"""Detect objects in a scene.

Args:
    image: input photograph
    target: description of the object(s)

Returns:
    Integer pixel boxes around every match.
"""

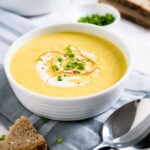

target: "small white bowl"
[4,23,131,121]
[68,3,120,29]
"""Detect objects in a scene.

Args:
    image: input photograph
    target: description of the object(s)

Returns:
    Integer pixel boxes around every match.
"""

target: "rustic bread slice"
[99,0,150,29]
[0,116,47,150]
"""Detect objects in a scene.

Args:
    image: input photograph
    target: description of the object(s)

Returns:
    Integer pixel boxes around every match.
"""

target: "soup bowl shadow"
[4,23,132,121]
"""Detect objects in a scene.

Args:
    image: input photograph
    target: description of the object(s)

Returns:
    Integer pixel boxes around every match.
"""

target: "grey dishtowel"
[0,9,150,150]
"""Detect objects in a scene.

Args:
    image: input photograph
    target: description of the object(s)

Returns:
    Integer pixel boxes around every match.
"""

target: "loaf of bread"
[99,0,150,29]
[0,116,47,150]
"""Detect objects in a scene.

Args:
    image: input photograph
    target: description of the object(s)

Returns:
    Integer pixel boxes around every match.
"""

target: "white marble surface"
[29,0,150,74]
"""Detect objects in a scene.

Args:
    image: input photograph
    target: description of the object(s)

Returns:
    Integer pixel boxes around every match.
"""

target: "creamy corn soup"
[10,32,127,97]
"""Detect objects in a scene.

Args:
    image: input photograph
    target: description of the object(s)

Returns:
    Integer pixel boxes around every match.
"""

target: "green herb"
[57,75,63,81]
[64,60,85,71]
[56,137,63,144]
[0,135,6,141]
[76,70,81,74]
[58,57,63,62]
[65,45,72,51]
[74,70,81,74]
[86,58,90,62]
[52,65,59,71]
[68,53,75,58]
[64,62,73,70]
[41,117,49,123]
[66,50,75,58]
[37,57,43,62]
[77,62,85,70]
[65,45,75,58]
[77,13,115,26]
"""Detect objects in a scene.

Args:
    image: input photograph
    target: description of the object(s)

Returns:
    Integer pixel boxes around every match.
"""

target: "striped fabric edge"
[0,11,48,132]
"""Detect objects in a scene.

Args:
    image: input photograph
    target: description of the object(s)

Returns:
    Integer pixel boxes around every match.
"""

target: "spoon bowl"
[94,99,150,149]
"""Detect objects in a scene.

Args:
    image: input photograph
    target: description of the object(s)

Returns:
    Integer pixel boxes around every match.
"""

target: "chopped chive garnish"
[68,53,75,58]
[52,65,59,71]
[77,62,85,70]
[64,60,85,71]
[86,58,90,62]
[77,13,115,26]
[57,75,63,81]
[65,45,75,58]
[76,70,81,74]
[65,45,72,51]
[37,57,42,62]
[58,57,63,62]
[66,49,75,58]
[56,137,63,144]
[41,117,49,123]
[64,62,72,70]
[0,135,6,141]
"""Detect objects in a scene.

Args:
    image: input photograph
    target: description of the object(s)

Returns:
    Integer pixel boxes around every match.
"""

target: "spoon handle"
[93,142,117,150]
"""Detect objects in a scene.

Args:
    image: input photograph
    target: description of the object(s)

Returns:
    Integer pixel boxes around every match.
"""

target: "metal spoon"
[93,98,150,150]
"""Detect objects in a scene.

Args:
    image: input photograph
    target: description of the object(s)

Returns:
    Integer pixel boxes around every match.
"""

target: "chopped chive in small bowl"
[77,13,115,26]
[68,3,120,29]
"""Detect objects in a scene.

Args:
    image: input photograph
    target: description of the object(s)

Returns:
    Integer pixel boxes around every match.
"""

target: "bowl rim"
[4,23,132,102]
[69,3,121,27]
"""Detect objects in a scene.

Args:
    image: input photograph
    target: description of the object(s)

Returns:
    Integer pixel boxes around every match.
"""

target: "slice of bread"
[0,116,47,150]
[99,0,150,29]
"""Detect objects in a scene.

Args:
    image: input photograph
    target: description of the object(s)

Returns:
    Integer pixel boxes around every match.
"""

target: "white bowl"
[4,24,132,121]
[0,0,70,16]
[68,3,120,29]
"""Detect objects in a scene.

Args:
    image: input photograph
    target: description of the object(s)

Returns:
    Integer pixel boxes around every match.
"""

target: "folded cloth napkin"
[0,9,150,150]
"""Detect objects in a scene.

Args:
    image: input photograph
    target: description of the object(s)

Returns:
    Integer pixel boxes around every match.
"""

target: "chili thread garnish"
[37,46,98,79]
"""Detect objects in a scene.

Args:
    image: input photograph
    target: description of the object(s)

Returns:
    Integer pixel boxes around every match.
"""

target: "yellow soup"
[10,32,127,98]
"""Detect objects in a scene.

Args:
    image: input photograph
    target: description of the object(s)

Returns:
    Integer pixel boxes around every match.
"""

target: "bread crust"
[100,0,150,12]
[99,0,150,29]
